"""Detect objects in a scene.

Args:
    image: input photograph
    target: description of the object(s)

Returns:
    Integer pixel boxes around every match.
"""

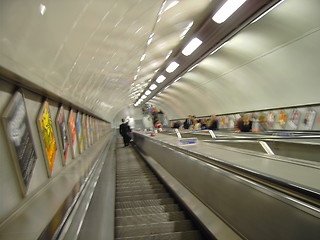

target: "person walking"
[119,118,131,147]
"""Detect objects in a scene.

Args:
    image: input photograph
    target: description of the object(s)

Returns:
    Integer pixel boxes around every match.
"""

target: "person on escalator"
[119,118,131,147]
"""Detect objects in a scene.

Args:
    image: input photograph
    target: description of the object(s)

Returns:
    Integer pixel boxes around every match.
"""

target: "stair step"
[116,178,160,185]
[115,220,195,238]
[115,230,204,240]
[116,182,163,189]
[116,188,167,197]
[116,184,164,193]
[116,204,180,217]
[116,192,170,202]
[116,198,175,209]
[115,211,187,226]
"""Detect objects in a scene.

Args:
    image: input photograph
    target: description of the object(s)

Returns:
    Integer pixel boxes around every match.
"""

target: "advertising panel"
[75,111,83,153]
[68,109,76,158]
[56,106,70,165]
[2,90,38,194]
[82,114,88,150]
[37,99,57,176]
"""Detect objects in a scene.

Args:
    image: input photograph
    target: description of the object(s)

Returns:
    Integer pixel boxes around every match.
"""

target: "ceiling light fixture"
[149,84,158,90]
[182,37,203,56]
[212,0,247,24]
[166,61,179,73]
[156,75,166,83]
[145,90,151,95]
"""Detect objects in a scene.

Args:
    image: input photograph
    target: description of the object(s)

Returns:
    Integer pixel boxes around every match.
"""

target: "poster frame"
[37,98,57,177]
[68,108,76,158]
[1,90,38,195]
[55,105,70,165]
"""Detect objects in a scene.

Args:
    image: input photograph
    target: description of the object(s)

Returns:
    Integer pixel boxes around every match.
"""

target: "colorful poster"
[2,90,38,194]
[37,99,57,177]
[278,110,287,127]
[82,114,88,150]
[267,111,275,128]
[288,109,300,129]
[303,110,316,130]
[76,112,83,153]
[68,109,76,158]
[56,106,69,165]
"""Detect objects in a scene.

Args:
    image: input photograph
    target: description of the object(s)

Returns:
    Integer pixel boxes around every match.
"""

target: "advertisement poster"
[82,114,88,150]
[56,106,70,165]
[68,109,76,158]
[288,109,300,129]
[2,90,38,194]
[278,110,287,127]
[37,99,57,176]
[303,110,316,130]
[76,112,83,153]
[86,115,91,146]
[267,111,275,128]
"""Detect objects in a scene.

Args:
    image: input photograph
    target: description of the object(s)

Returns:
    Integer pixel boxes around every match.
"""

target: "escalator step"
[116,188,167,197]
[116,198,175,209]
[115,220,195,238]
[116,184,165,193]
[116,204,180,217]
[115,230,204,240]
[116,192,170,202]
[115,211,187,226]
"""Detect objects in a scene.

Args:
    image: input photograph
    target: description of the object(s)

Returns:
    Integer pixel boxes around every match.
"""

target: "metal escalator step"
[115,220,195,238]
[116,178,160,184]
[115,211,187,226]
[116,198,175,209]
[116,192,170,202]
[116,181,163,188]
[115,230,204,240]
[117,172,155,177]
[116,184,165,193]
[116,204,180,217]
[116,188,167,197]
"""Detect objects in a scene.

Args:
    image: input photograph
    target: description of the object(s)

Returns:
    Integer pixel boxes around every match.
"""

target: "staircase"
[115,145,206,240]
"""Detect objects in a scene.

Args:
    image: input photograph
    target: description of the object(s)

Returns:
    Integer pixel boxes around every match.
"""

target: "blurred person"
[119,118,131,147]
[193,119,202,129]
[183,115,193,129]
[257,113,268,132]
[173,121,181,129]
[208,115,219,130]
[236,114,252,132]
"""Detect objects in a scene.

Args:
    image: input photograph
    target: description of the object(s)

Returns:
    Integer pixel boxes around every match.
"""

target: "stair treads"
[115,211,187,226]
[115,220,195,238]
[116,204,181,217]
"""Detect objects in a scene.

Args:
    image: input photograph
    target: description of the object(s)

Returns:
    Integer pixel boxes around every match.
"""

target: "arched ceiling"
[1,0,320,121]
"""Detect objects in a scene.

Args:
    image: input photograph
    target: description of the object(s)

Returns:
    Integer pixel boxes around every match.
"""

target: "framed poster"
[2,90,38,195]
[278,110,287,128]
[75,111,83,153]
[267,111,275,128]
[68,109,76,158]
[56,106,70,165]
[288,109,300,130]
[37,99,57,177]
[303,109,316,130]
[81,114,87,150]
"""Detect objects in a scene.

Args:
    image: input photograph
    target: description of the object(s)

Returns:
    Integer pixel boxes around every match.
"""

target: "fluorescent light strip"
[141,95,147,99]
[149,84,157,90]
[166,61,179,73]
[145,90,151,95]
[156,75,166,83]
[182,37,203,56]
[212,0,247,24]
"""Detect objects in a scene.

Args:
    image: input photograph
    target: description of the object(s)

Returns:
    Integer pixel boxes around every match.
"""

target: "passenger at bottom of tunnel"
[119,118,132,147]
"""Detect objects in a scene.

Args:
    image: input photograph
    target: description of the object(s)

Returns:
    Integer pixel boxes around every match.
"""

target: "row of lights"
[134,0,284,107]
[134,0,248,107]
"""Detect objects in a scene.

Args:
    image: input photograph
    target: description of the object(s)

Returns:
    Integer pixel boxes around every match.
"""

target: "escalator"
[115,144,207,240]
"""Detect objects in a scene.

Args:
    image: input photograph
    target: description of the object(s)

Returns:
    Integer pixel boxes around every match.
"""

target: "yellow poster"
[38,100,57,175]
